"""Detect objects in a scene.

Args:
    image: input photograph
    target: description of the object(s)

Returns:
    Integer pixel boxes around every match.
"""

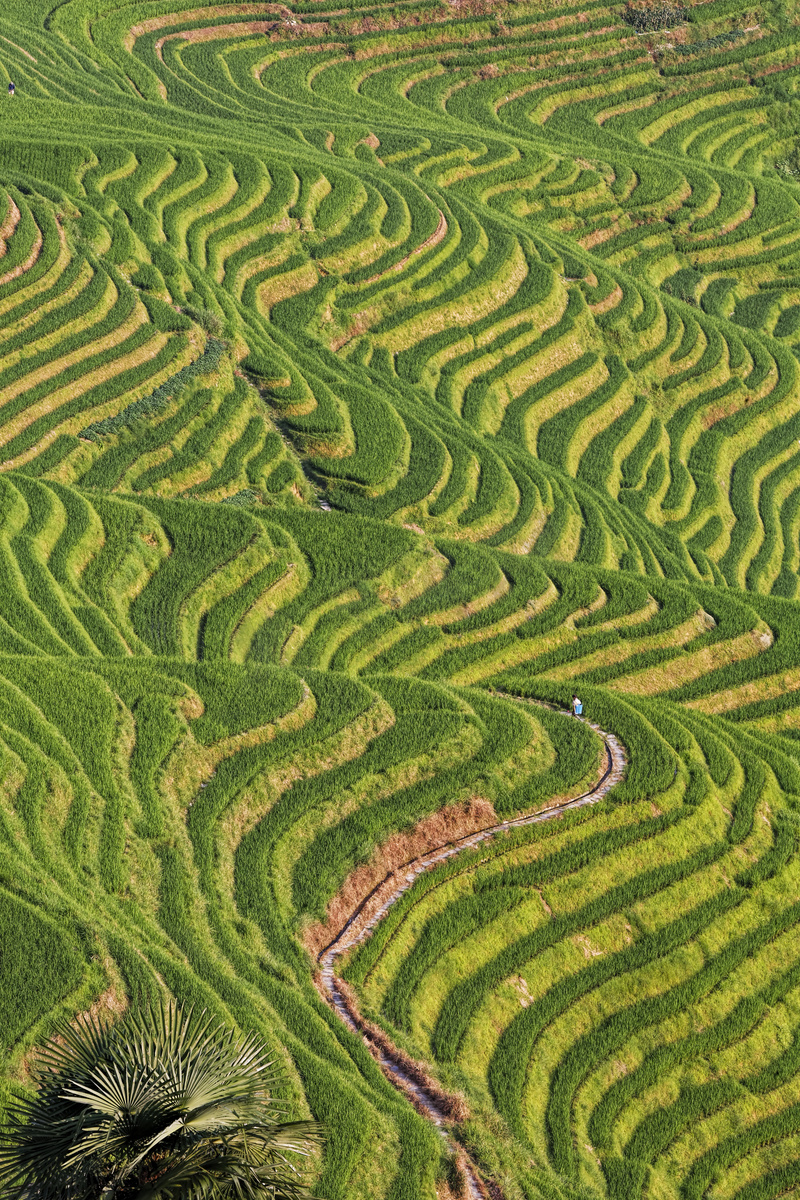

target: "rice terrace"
[7,0,800,1196]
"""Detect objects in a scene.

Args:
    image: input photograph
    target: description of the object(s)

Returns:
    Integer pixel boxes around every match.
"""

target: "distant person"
[572,695,583,717]
[8,82,14,98]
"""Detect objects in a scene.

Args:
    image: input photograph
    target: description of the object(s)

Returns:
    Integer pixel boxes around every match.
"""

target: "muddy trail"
[316,701,628,1198]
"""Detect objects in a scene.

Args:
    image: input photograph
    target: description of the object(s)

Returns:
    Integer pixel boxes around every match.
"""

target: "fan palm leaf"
[0,1003,320,1200]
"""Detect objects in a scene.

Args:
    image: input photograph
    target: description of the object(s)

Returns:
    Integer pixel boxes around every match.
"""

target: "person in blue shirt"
[8,82,14,97]
[572,695,583,717]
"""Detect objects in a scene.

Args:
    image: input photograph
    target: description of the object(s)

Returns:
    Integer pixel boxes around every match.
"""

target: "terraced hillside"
[4,0,800,1198]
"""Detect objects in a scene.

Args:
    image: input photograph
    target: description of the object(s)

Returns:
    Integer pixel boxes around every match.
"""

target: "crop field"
[5,0,800,1197]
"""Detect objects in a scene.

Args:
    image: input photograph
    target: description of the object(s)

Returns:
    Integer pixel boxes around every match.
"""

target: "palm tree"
[0,1002,320,1200]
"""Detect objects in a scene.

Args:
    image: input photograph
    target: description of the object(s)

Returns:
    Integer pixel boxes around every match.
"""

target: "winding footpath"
[316,702,628,1198]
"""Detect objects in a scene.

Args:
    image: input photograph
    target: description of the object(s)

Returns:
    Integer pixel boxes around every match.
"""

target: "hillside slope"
[2,2,800,1199]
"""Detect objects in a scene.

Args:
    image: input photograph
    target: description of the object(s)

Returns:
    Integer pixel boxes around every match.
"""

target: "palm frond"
[63,1062,161,1117]
[0,1003,321,1200]
[130,1144,319,1200]
[32,1016,115,1091]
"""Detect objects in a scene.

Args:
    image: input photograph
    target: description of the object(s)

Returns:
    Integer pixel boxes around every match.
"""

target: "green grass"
[2,1,800,1198]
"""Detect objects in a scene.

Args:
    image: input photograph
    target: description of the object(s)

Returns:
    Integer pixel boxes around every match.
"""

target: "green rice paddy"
[2,0,800,1197]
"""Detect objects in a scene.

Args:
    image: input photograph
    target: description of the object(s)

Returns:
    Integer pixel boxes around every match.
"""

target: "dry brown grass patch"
[359,207,447,287]
[303,795,496,957]
[0,194,21,245]
[589,282,623,314]
[0,216,43,288]
[130,4,291,39]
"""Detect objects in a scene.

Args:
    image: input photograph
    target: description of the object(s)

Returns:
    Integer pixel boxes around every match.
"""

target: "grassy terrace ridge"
[5,0,800,1197]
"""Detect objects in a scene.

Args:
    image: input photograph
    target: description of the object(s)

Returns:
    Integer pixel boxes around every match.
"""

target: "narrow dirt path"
[316,700,628,1198]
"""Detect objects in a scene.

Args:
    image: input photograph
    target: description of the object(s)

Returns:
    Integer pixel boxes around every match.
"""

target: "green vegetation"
[0,1002,320,1200]
[1,0,800,1198]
